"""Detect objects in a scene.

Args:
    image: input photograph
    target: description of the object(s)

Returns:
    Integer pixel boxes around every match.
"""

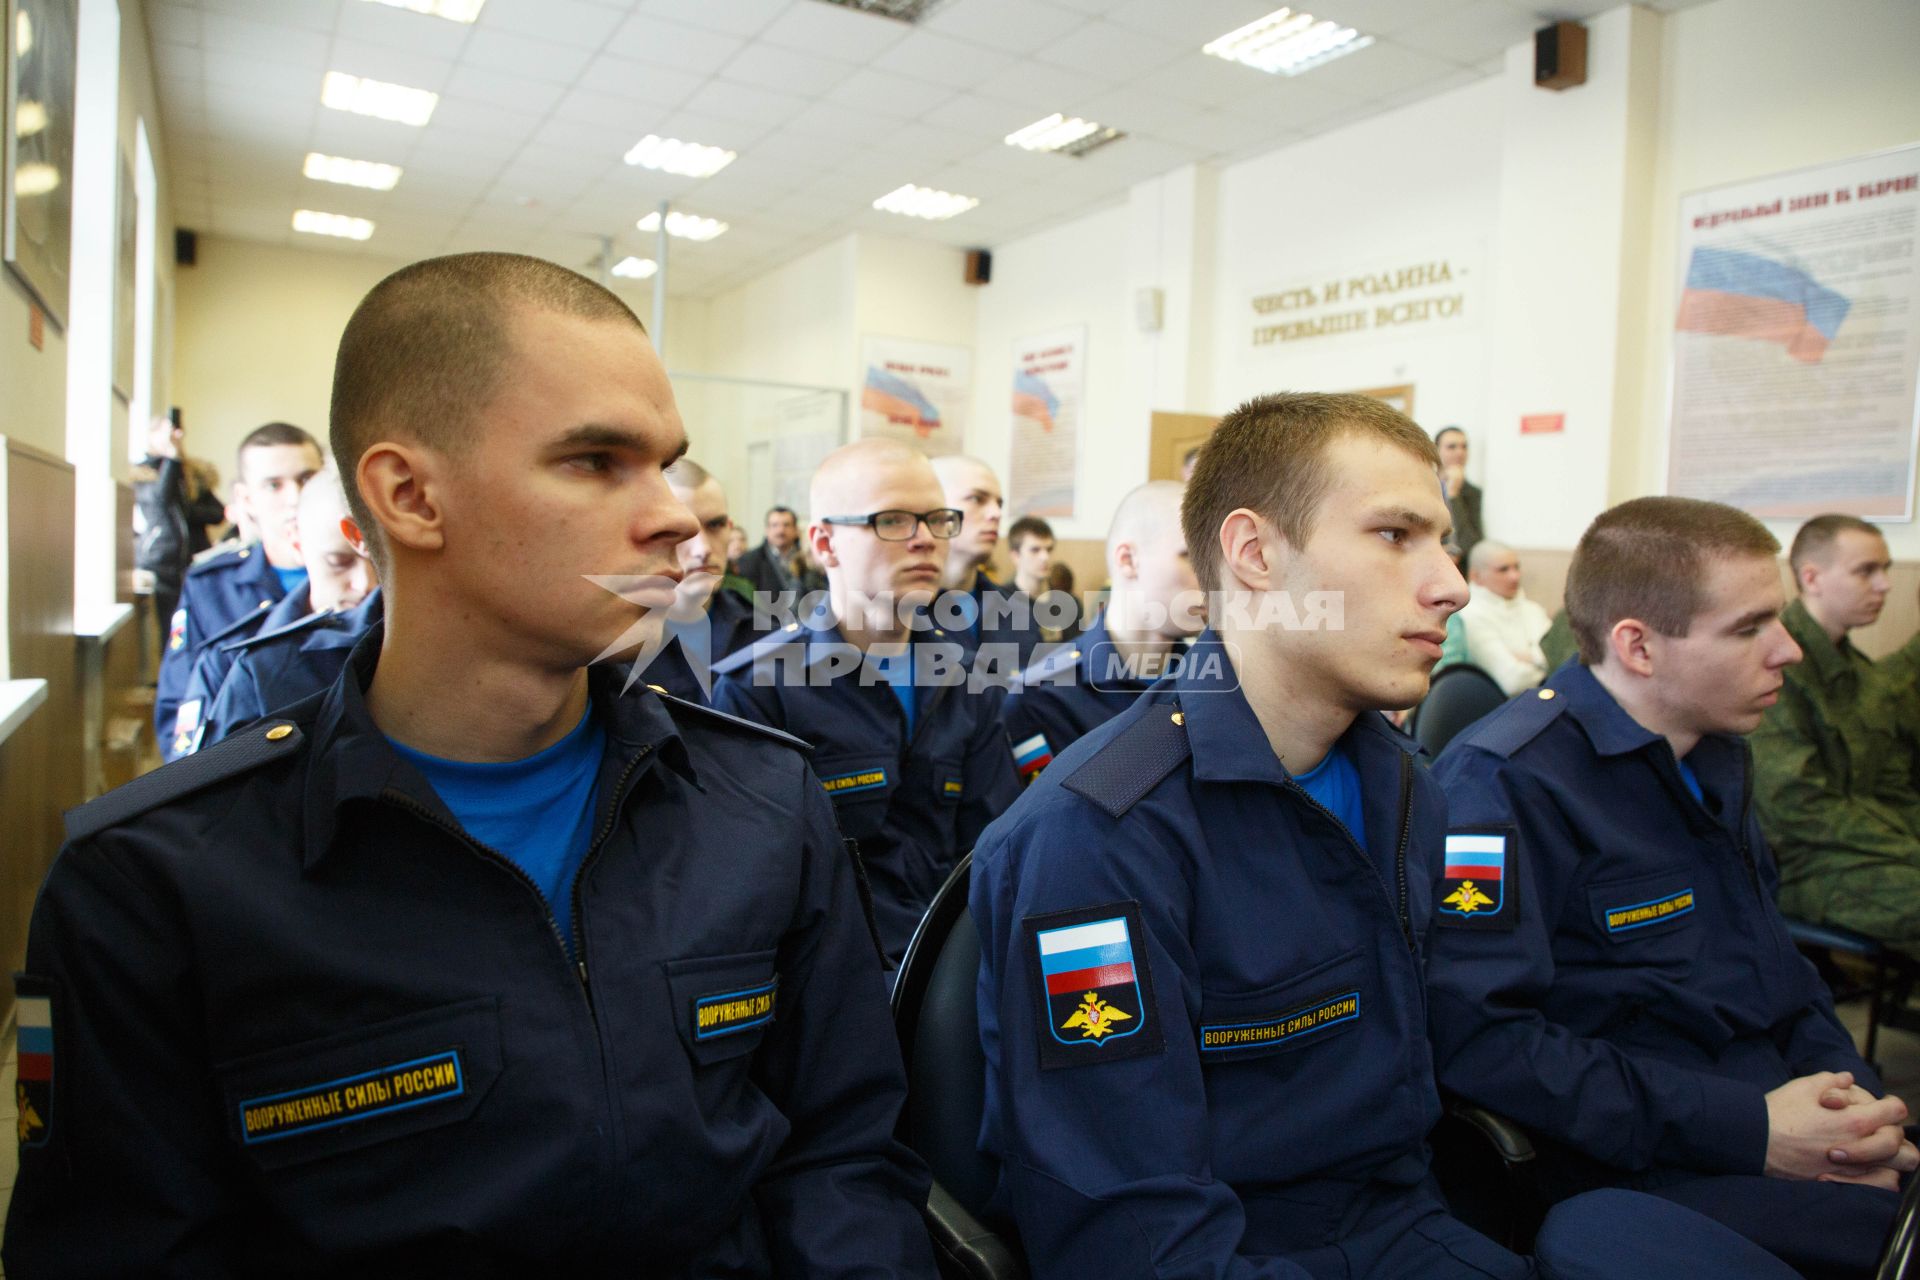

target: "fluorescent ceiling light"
[623,134,736,178]
[15,163,57,197]
[293,209,375,241]
[635,210,729,241]
[14,11,30,56]
[16,99,48,139]
[321,71,438,127]
[360,0,486,21]
[872,183,978,221]
[1004,112,1125,157]
[611,256,658,280]
[1202,7,1373,76]
[304,152,403,191]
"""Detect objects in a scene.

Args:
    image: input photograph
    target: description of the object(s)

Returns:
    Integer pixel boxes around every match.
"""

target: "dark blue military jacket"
[8,628,934,1277]
[1001,614,1160,782]
[940,570,1046,674]
[1427,661,1874,1180]
[639,586,760,706]
[155,543,288,746]
[193,590,384,753]
[970,632,1459,1274]
[712,614,1020,964]
[168,584,311,760]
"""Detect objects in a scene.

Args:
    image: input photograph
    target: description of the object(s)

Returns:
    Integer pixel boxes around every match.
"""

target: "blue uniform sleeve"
[4,831,244,1275]
[167,646,232,760]
[1425,748,1771,1176]
[750,762,937,1277]
[971,805,1313,1280]
[202,655,265,752]
[959,685,1019,848]
[153,587,205,745]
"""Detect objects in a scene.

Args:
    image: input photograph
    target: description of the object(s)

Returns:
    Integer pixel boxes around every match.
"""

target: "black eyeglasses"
[819,509,964,541]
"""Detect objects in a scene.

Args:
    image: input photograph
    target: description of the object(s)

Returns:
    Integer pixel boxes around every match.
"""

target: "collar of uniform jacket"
[1175,629,1418,790]
[1781,596,1861,693]
[1550,657,1747,789]
[300,622,699,869]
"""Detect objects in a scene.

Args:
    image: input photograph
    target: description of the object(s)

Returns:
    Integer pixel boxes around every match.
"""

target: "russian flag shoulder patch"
[1023,900,1164,1070]
[1013,732,1054,781]
[15,975,54,1148]
[1436,828,1518,931]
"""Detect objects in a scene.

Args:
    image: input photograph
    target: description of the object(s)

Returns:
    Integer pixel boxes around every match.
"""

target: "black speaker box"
[965,249,991,285]
[1535,21,1588,91]
[175,228,198,266]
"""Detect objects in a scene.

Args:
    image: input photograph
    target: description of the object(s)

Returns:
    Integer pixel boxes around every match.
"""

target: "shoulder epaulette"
[226,608,330,653]
[189,538,243,568]
[641,684,811,752]
[199,598,277,647]
[186,544,254,577]
[1016,642,1083,688]
[1454,687,1566,760]
[710,622,807,677]
[1060,701,1191,818]
[64,719,306,843]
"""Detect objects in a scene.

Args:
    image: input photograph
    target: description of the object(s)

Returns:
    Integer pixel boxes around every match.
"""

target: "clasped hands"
[1766,1071,1918,1191]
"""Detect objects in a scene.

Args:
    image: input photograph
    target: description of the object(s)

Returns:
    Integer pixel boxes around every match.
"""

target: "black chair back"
[1413,664,1509,758]
[892,852,1003,1223]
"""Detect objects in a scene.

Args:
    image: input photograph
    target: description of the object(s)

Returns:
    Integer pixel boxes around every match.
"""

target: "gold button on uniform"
[265,725,293,741]
[1538,689,1556,700]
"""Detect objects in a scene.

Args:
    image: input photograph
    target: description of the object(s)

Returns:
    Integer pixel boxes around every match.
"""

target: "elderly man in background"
[1457,539,1552,694]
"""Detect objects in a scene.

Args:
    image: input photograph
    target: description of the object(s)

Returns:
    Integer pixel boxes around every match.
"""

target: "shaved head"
[931,454,996,491]
[1108,481,1185,572]
[812,438,932,516]
[1467,539,1515,574]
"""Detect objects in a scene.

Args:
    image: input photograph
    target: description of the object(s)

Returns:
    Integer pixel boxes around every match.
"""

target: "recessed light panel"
[321,71,439,127]
[612,256,659,279]
[1202,7,1373,76]
[361,0,486,21]
[623,135,736,179]
[635,210,729,241]
[872,184,978,221]
[293,209,375,240]
[303,152,403,191]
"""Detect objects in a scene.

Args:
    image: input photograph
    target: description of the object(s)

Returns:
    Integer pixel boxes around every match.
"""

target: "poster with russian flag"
[858,337,971,457]
[1668,143,1920,520]
[1010,325,1086,520]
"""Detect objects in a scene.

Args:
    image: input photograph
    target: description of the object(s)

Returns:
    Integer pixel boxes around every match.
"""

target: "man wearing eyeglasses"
[714,439,1022,965]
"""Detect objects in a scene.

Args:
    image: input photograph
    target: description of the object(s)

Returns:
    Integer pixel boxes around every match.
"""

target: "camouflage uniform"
[1540,608,1578,675]
[1752,598,1920,950]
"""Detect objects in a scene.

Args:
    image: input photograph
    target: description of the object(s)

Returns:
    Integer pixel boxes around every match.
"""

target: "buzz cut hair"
[237,421,321,474]
[1788,513,1884,577]
[666,457,713,488]
[328,252,646,560]
[1181,392,1438,594]
[1007,515,1054,550]
[1565,496,1779,665]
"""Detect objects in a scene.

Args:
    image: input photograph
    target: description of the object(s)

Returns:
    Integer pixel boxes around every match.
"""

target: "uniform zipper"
[566,744,654,998]
[1283,748,1417,955]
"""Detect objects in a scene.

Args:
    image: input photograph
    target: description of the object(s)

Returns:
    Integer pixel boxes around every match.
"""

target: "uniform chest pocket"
[216,997,502,1171]
[1588,873,1699,946]
[664,950,780,1066]
[1198,947,1367,1063]
[812,753,897,840]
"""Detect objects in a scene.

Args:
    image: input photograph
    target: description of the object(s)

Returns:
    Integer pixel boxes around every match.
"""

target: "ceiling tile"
[198,0,340,36]
[201,52,323,100]
[478,0,627,48]
[460,28,598,84]
[574,54,706,106]
[441,63,569,114]
[1138,52,1272,109]
[1300,0,1480,38]
[331,2,473,60]
[1300,38,1466,100]
[870,29,1017,88]
[1103,0,1280,44]
[824,67,957,120]
[605,14,745,75]
[781,100,900,146]
[308,110,422,160]
[861,120,984,165]
[923,0,1086,55]
[531,113,645,160]
[681,78,811,128]
[200,12,331,66]
[1392,0,1539,65]
[429,95,544,142]
[972,58,1114,112]
[1035,19,1180,81]
[716,43,857,96]
[651,107,774,152]
[326,38,459,92]
[146,5,202,48]
[757,1,911,60]
[918,92,1040,138]
[637,0,793,38]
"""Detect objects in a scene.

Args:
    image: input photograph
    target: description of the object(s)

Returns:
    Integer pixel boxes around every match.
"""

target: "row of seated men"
[8,251,1906,1278]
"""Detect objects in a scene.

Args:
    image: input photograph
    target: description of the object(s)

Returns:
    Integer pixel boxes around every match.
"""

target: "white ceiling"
[152,0,1709,298]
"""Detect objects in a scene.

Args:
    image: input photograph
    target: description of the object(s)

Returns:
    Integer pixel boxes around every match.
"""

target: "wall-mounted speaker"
[1535,21,1588,91]
[174,228,198,266]
[965,248,992,285]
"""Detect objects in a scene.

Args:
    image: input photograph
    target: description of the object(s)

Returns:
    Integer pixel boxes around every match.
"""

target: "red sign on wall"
[1521,413,1564,434]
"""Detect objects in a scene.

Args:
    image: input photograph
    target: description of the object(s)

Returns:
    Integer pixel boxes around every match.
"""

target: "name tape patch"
[821,768,888,796]
[239,1050,464,1145]
[1606,888,1696,934]
[694,979,778,1041]
[941,777,963,799]
[1201,990,1360,1053]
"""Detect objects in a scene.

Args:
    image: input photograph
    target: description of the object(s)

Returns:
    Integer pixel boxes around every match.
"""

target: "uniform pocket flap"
[664,949,780,1065]
[1197,947,1367,1060]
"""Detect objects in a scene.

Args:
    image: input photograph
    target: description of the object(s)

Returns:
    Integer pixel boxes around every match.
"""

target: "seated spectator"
[1003,481,1199,781]
[1753,514,1920,951]
[1427,496,1912,1280]
[714,439,1020,964]
[1437,425,1484,565]
[636,457,760,703]
[1457,539,1551,694]
[971,394,1797,1280]
[734,504,821,602]
[177,467,379,755]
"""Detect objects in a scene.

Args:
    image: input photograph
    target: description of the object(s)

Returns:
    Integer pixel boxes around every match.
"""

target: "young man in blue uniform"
[970,393,1800,1280]
[1004,480,1201,781]
[153,421,323,749]
[931,454,1042,671]
[7,253,935,1276]
[637,457,761,704]
[1426,496,1914,1279]
[714,439,1022,966]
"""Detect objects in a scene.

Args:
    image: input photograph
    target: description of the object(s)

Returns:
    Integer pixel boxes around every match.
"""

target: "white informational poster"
[1009,325,1086,519]
[1668,144,1920,520]
[769,389,843,518]
[858,337,971,456]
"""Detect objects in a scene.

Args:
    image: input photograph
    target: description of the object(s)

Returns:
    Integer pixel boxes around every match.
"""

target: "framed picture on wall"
[4,0,77,329]
[113,148,134,400]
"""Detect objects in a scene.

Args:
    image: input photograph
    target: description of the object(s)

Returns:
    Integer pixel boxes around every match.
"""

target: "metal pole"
[651,200,669,358]
[595,234,613,289]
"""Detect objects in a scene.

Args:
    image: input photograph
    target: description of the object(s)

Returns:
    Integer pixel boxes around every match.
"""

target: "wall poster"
[4,0,77,328]
[1009,325,1086,520]
[858,336,971,456]
[1668,144,1920,520]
